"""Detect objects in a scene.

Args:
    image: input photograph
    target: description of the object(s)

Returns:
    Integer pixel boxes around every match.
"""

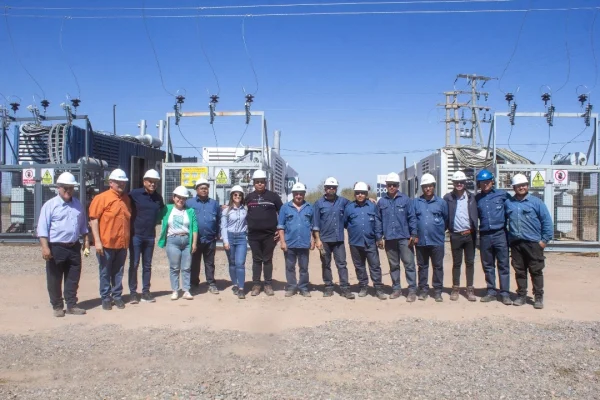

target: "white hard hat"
[292,182,307,192]
[324,177,339,186]
[56,172,78,185]
[230,185,244,194]
[385,172,400,183]
[252,170,267,180]
[420,173,436,186]
[108,168,128,182]
[354,182,369,192]
[195,178,209,188]
[173,185,191,198]
[511,173,528,186]
[452,171,467,181]
[143,169,160,180]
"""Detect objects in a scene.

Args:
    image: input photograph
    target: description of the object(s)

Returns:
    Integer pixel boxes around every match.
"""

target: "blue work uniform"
[278,201,313,292]
[186,196,221,287]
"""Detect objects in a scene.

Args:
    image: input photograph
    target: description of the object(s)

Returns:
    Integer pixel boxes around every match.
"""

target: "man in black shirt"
[245,170,283,296]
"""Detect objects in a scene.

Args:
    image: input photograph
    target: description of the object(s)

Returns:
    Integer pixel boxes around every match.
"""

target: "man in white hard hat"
[443,170,478,302]
[186,177,221,294]
[505,173,553,309]
[345,182,387,300]
[245,170,283,296]
[277,182,315,297]
[413,173,448,302]
[37,172,90,317]
[377,172,418,302]
[89,168,132,311]
[127,169,165,304]
[312,177,355,299]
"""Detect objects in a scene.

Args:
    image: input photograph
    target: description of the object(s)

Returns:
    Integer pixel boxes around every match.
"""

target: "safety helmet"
[451,171,467,181]
[173,186,191,198]
[292,182,307,192]
[511,173,528,186]
[56,172,78,186]
[195,178,209,188]
[324,177,339,186]
[108,168,128,182]
[230,185,244,194]
[143,169,160,180]
[385,172,400,183]
[354,182,369,192]
[476,169,494,182]
[420,173,436,186]
[252,170,267,180]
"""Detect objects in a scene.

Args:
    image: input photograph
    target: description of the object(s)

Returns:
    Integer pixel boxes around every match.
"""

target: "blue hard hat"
[476,169,494,182]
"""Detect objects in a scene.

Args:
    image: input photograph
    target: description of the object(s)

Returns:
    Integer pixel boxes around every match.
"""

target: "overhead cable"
[141,0,175,97]
[59,17,82,100]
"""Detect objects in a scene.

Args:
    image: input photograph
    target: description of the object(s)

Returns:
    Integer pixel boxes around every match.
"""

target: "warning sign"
[531,171,546,188]
[181,167,208,188]
[41,168,54,185]
[22,169,35,186]
[553,170,568,187]
[215,168,229,185]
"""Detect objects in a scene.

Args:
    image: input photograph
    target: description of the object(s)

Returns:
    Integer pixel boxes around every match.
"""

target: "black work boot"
[341,288,355,300]
[450,286,460,301]
[323,287,334,297]
[390,289,402,300]
[534,294,544,309]
[406,291,417,303]
[358,287,368,297]
[480,294,496,303]
[375,288,388,300]
[433,292,443,302]
[513,295,527,306]
[501,296,513,306]
[418,291,428,301]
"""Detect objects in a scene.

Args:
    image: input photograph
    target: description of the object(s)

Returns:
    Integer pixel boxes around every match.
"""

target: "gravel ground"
[1,319,599,400]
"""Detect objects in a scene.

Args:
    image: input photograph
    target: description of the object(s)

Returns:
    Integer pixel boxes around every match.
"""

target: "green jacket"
[157,204,198,249]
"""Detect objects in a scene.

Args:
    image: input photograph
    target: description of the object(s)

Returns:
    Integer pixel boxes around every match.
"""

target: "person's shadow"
[77,291,177,310]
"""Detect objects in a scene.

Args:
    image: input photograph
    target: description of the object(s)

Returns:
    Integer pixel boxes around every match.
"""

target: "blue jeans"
[416,245,445,293]
[480,229,510,296]
[226,232,247,290]
[166,235,192,292]
[349,244,383,288]
[320,241,349,289]
[128,235,155,294]
[285,248,310,292]
[384,239,417,291]
[97,248,127,301]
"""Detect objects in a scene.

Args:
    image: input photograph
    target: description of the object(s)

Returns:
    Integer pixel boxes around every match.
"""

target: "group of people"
[36,165,552,318]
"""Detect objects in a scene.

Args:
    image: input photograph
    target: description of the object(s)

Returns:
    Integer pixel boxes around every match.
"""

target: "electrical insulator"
[509,102,517,126]
[10,102,20,114]
[578,94,588,107]
[505,93,514,105]
[584,103,593,127]
[546,105,555,126]
[244,94,254,125]
[40,99,50,112]
[71,98,80,109]
[541,93,551,107]
[209,95,219,125]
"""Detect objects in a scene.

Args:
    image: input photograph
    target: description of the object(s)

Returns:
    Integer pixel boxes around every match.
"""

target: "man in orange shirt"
[89,169,132,311]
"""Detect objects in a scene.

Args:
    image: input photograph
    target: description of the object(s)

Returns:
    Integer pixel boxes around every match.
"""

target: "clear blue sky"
[1,0,598,190]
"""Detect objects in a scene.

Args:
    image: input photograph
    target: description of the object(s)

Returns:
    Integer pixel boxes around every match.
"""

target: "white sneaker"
[182,291,193,300]
[171,291,179,300]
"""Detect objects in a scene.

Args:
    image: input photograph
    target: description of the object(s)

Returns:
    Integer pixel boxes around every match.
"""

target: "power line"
[554,9,571,93]
[59,16,82,100]
[537,125,551,164]
[195,15,220,95]
[176,124,207,162]
[497,0,530,94]
[141,0,175,97]
[557,126,588,156]
[242,16,259,96]
[591,9,599,90]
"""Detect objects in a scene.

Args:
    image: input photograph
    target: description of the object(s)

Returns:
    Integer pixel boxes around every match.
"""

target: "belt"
[50,242,80,248]
[455,229,472,236]
[169,233,189,237]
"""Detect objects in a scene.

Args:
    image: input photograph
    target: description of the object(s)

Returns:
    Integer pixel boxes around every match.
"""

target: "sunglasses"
[254,180,266,185]
[386,183,399,188]
[174,195,186,201]
[453,181,466,185]
[355,191,368,195]
[232,193,242,197]
[325,186,337,190]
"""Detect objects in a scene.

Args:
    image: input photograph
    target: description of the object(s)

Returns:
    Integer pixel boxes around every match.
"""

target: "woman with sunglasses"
[220,185,248,299]
[157,186,198,301]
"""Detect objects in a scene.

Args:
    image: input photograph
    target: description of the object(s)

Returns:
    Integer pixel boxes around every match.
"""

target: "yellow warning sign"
[215,169,229,185]
[531,171,545,188]
[181,167,208,188]
[41,169,54,185]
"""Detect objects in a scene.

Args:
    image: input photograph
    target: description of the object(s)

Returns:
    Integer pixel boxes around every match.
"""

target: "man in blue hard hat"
[475,169,512,305]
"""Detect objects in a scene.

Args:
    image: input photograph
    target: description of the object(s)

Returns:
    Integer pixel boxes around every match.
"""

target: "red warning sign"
[554,170,568,187]
[22,169,35,186]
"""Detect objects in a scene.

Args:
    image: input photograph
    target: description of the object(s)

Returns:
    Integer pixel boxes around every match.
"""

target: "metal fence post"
[544,167,554,224]
[33,166,42,235]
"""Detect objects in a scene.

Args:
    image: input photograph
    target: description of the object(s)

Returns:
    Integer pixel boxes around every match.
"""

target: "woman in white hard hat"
[157,186,198,300]
[220,185,248,299]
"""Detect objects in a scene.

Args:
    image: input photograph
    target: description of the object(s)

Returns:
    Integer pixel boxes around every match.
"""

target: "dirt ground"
[0,243,598,335]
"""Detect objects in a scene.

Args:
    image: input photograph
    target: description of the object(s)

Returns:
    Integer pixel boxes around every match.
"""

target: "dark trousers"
[249,236,277,285]
[128,235,155,294]
[349,244,383,288]
[479,229,510,296]
[320,241,349,289]
[97,248,127,301]
[191,240,216,286]
[416,245,444,293]
[46,242,82,309]
[450,232,475,287]
[510,240,545,296]
[384,239,417,291]
[285,248,310,292]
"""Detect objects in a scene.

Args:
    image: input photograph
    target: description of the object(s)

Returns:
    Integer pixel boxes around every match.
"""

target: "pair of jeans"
[416,245,445,293]
[320,241,349,289]
[349,244,383,288]
[128,235,155,295]
[166,235,192,292]
[46,242,82,309]
[226,232,247,290]
[97,248,127,301]
[449,232,475,287]
[285,248,310,291]
[249,236,277,285]
[384,239,417,291]
[510,240,545,296]
[191,240,216,287]
[479,229,510,296]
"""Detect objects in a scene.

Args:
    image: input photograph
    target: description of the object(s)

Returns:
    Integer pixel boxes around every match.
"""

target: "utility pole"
[439,74,495,147]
